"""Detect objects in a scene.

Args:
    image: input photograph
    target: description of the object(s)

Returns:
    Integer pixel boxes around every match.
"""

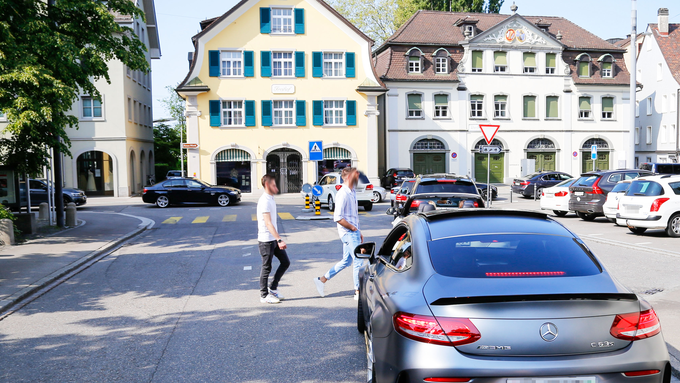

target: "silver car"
[355,210,669,383]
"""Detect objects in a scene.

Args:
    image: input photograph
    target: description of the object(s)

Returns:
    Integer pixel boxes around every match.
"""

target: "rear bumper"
[569,199,605,215]
[617,213,666,229]
[71,196,87,206]
[511,185,530,195]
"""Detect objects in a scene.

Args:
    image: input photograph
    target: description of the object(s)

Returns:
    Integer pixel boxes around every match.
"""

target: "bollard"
[65,202,77,227]
[38,202,49,220]
[305,194,310,209]
[0,218,15,246]
[315,199,321,215]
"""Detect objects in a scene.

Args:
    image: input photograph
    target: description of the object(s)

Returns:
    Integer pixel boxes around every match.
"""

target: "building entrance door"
[266,148,302,193]
[474,153,505,183]
[527,152,556,172]
[413,153,446,175]
[582,152,610,172]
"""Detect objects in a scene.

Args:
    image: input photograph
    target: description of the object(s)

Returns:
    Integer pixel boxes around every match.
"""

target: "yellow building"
[177,0,385,194]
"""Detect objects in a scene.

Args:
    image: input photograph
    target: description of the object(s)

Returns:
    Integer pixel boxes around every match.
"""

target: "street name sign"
[479,125,500,145]
[309,141,323,161]
[181,143,199,149]
[480,145,502,154]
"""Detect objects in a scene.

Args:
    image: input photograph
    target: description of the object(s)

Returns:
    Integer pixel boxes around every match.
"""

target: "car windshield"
[625,180,665,196]
[574,175,599,187]
[400,181,415,194]
[416,180,477,194]
[428,234,601,278]
[611,182,631,193]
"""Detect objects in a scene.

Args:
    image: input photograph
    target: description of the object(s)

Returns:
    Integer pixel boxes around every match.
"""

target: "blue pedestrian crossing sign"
[309,141,323,161]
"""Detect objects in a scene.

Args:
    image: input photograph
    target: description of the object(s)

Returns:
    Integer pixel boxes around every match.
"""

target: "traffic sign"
[480,145,502,154]
[573,151,578,157]
[451,152,457,159]
[479,125,500,145]
[302,183,312,194]
[309,141,323,161]
[312,185,323,197]
[591,144,598,160]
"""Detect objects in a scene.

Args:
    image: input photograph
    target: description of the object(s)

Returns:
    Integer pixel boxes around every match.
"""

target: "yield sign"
[479,125,500,145]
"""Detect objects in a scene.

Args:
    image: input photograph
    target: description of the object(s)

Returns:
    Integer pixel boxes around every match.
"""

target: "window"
[138,103,142,125]
[494,95,507,118]
[657,63,663,81]
[523,95,536,118]
[272,52,294,77]
[273,100,295,126]
[408,56,421,73]
[323,52,344,77]
[221,51,243,77]
[435,57,448,73]
[126,66,131,77]
[646,126,653,144]
[434,94,448,118]
[546,96,559,119]
[470,95,484,118]
[222,101,244,126]
[577,54,591,77]
[638,68,643,83]
[82,96,102,119]
[672,125,677,143]
[636,101,640,117]
[523,52,536,73]
[407,94,422,118]
[271,8,293,34]
[127,97,132,121]
[601,61,613,78]
[602,97,614,119]
[471,51,483,72]
[464,24,475,37]
[579,97,591,119]
[647,97,653,116]
[324,100,345,125]
[545,53,556,74]
[133,100,138,123]
[494,51,506,72]
[661,125,667,143]
[663,94,668,113]
[672,93,677,112]
[635,127,640,144]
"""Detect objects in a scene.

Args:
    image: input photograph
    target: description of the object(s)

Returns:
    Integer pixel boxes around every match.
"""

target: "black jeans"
[258,241,290,298]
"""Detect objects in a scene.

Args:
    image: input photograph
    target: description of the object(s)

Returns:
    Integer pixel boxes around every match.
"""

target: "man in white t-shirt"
[257,174,290,304]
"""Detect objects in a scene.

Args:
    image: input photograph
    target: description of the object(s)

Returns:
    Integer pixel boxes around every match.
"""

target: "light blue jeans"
[324,231,362,290]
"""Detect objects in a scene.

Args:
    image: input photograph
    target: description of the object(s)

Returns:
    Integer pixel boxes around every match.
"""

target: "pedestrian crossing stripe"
[192,216,209,223]
[278,212,295,220]
[223,214,237,222]
[310,143,322,153]
[163,217,182,224]
[251,214,257,221]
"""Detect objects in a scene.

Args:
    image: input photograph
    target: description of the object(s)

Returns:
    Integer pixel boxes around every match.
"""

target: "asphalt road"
[1,194,679,382]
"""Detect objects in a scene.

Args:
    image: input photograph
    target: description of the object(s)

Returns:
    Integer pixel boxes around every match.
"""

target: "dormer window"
[494,51,507,72]
[598,54,615,78]
[433,49,450,74]
[576,53,591,78]
[407,48,423,74]
[523,52,536,73]
[465,24,475,37]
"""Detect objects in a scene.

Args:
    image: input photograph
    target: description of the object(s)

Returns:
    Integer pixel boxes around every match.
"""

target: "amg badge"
[591,341,615,348]
[477,345,511,350]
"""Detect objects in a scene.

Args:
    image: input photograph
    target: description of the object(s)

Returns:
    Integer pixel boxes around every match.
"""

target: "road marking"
[635,242,652,245]
[242,246,253,249]
[243,253,251,257]
[278,212,295,220]
[359,211,371,216]
[251,214,257,221]
[589,233,603,236]
[328,212,334,215]
[189,208,200,211]
[243,266,252,271]
[222,214,237,222]
[162,217,182,224]
[192,216,209,224]
[210,208,221,210]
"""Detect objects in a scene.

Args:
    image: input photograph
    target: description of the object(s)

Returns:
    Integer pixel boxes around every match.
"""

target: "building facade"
[375,8,633,183]
[176,0,385,195]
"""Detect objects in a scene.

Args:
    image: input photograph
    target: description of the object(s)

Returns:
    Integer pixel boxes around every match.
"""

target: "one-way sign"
[480,145,502,154]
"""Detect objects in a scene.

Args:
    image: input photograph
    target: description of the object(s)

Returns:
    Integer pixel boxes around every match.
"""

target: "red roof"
[649,23,680,85]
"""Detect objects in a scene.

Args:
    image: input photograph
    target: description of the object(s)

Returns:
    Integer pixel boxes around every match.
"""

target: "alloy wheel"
[328,196,335,212]
[371,192,380,203]
[668,215,680,237]
[217,194,230,207]
[156,195,169,208]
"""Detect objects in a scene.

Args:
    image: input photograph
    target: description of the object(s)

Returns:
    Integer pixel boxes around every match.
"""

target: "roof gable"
[650,23,680,85]
[471,14,562,49]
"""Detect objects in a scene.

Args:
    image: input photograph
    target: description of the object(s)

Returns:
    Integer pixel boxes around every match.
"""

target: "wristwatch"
[277,238,283,243]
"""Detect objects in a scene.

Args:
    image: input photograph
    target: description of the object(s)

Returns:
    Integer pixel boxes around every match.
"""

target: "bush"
[0,204,21,241]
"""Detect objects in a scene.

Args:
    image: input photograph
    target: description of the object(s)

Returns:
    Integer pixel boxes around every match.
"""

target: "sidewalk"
[0,211,152,315]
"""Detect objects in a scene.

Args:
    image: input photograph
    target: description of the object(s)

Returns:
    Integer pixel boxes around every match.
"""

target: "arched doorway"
[474,139,505,183]
[581,138,610,172]
[76,151,114,196]
[411,138,447,175]
[215,148,252,193]
[526,138,556,172]
[129,150,136,194]
[266,148,302,193]
[140,150,147,189]
[318,147,352,179]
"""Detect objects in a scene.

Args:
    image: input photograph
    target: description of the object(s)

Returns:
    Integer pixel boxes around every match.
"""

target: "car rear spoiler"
[430,293,638,306]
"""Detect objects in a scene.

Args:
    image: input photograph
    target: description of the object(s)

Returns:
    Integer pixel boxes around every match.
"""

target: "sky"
[150,0,680,121]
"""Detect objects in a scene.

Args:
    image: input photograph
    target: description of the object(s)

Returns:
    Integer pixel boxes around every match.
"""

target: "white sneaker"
[354,292,359,301]
[314,278,325,297]
[260,294,281,304]
[269,288,285,301]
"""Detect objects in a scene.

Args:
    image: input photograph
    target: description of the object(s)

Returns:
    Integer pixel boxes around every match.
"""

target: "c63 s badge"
[477,345,511,350]
[591,341,615,348]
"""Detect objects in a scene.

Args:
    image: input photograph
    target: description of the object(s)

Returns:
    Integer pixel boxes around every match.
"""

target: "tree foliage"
[395,0,504,29]
[153,123,181,170]
[0,0,149,174]
[326,0,397,46]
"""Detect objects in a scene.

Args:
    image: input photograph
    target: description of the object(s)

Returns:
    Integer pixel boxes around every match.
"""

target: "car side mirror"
[313,182,317,186]
[386,207,395,215]
[354,242,375,259]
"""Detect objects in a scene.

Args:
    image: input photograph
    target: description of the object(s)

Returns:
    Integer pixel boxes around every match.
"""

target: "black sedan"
[511,171,572,198]
[142,178,241,208]
[476,183,498,200]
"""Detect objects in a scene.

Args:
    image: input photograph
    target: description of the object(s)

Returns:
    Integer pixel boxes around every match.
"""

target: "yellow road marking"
[222,214,237,222]
[192,216,209,224]
[162,217,182,224]
[251,214,257,221]
[278,212,295,220]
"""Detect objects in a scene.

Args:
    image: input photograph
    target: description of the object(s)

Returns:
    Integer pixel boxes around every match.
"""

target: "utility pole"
[48,0,64,226]
[628,0,637,169]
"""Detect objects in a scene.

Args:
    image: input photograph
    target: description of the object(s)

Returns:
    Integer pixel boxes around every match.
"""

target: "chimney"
[658,8,669,36]
[187,52,194,68]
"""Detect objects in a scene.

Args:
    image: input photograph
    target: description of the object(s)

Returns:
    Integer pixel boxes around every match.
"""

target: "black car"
[476,183,498,201]
[142,178,241,208]
[511,171,573,198]
[22,179,87,207]
[380,168,415,188]
[389,174,483,218]
[569,169,654,221]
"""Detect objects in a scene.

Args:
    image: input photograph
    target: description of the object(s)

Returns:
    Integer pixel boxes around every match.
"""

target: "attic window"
[434,49,449,74]
[465,24,475,37]
[576,53,592,78]
[407,48,423,73]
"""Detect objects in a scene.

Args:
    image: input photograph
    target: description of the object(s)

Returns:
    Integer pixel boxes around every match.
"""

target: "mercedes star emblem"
[540,323,558,342]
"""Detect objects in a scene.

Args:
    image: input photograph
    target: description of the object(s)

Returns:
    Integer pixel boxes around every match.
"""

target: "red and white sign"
[479,125,500,145]
[182,143,199,149]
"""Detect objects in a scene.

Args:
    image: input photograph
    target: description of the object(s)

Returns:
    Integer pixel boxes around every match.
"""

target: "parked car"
[476,183,498,201]
[539,177,576,216]
[23,179,87,207]
[511,171,573,198]
[569,169,654,221]
[315,171,374,211]
[603,179,633,225]
[639,162,680,175]
[142,178,240,208]
[166,170,185,179]
[618,175,680,236]
[392,179,416,208]
[380,168,415,189]
[354,209,669,382]
[370,185,388,203]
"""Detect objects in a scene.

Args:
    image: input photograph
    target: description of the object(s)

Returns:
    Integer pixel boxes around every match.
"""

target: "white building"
[374,8,633,183]
[634,8,679,165]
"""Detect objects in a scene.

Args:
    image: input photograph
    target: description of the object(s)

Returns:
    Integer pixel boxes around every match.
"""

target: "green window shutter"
[578,62,589,77]
[261,51,271,77]
[295,51,305,77]
[579,97,591,110]
[602,97,614,112]
[312,52,323,78]
[312,100,324,126]
[296,100,306,126]
[472,51,483,69]
[523,96,536,118]
[494,95,507,103]
[209,50,220,77]
[346,100,356,126]
[261,100,272,126]
[546,53,556,68]
[244,51,254,77]
[345,52,356,78]
[209,100,221,127]
[434,95,448,105]
[523,52,536,67]
[471,95,484,101]
[294,8,305,34]
[408,94,422,110]
[245,100,256,126]
[494,51,506,65]
[546,96,559,118]
[260,8,271,33]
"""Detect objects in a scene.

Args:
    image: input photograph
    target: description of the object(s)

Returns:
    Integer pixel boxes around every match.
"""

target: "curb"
[668,343,680,379]
[0,215,154,318]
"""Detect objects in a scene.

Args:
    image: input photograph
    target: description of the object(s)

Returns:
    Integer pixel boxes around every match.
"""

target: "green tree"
[153,123,181,173]
[158,84,186,173]
[395,0,504,29]
[0,0,149,174]
[326,0,398,46]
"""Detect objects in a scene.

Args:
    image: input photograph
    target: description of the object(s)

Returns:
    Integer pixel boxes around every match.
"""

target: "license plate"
[544,194,553,198]
[574,191,584,196]
[508,377,597,383]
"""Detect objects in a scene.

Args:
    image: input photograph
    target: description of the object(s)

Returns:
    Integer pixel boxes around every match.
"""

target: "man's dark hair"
[262,174,276,187]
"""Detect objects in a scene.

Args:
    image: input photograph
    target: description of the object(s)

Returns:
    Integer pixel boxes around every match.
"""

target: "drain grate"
[640,288,664,295]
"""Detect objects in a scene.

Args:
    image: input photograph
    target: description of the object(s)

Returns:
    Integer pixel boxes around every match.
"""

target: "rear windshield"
[639,164,652,171]
[399,181,415,194]
[625,180,665,196]
[428,234,601,278]
[396,170,414,177]
[656,164,680,174]
[611,182,631,193]
[524,172,542,179]
[415,180,478,194]
[555,178,575,187]
[340,172,371,184]
[573,175,599,187]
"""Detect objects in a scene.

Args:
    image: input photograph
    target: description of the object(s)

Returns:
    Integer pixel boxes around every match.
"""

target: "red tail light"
[393,312,481,346]
[623,370,660,377]
[586,177,604,194]
[391,189,397,194]
[473,201,479,208]
[486,271,565,277]
[143,188,147,194]
[520,181,530,186]
[610,307,661,341]
[541,191,545,196]
[650,198,670,212]
[393,173,398,177]
[396,194,407,202]
[437,180,457,183]
[335,185,342,191]
[366,184,374,191]
[411,200,423,208]
[555,191,568,197]
[424,379,471,383]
